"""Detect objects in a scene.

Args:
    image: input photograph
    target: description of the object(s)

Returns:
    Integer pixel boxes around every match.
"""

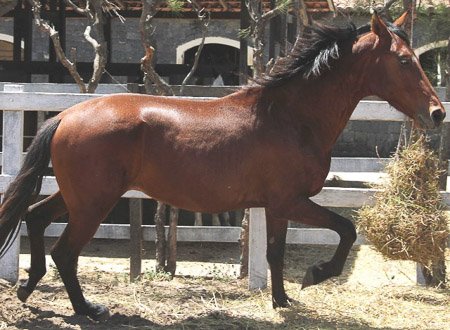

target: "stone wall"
[1,13,447,70]
[0,14,448,158]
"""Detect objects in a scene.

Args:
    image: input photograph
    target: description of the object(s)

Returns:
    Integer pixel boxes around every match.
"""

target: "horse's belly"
[132,153,264,213]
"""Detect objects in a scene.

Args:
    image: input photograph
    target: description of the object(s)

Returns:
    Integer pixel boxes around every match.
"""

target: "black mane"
[257,20,409,87]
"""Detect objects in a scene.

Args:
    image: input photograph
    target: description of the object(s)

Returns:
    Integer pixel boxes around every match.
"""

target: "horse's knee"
[266,242,285,266]
[266,251,280,266]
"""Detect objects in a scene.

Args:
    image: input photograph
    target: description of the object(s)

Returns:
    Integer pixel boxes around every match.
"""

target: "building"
[0,1,448,86]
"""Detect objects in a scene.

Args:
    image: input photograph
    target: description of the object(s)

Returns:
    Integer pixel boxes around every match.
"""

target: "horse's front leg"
[265,214,291,308]
[270,197,356,289]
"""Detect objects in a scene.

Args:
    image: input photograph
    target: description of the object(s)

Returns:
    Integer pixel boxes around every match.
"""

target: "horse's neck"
[269,68,367,152]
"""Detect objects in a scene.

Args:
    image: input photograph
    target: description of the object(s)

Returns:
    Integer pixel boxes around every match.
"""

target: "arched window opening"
[184,43,240,86]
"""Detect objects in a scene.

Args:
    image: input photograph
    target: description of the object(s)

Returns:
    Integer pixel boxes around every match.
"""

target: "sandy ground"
[0,238,449,329]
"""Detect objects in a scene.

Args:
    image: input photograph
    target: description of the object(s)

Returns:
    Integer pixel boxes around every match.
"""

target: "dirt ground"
[0,237,449,329]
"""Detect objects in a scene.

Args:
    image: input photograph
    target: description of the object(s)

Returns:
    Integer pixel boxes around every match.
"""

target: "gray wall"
[1,14,447,67]
[0,14,448,158]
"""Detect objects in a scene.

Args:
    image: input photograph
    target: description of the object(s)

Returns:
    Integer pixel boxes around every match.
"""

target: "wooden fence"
[0,83,449,288]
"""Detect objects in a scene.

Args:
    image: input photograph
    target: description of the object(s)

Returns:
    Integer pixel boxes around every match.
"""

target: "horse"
[0,12,445,321]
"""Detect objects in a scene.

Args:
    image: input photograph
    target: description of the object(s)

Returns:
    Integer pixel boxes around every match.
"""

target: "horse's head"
[357,12,445,129]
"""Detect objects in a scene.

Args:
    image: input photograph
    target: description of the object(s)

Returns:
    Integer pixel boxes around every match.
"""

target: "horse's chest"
[282,152,330,197]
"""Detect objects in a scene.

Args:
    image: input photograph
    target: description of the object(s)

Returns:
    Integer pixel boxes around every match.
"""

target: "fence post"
[248,208,267,289]
[0,84,24,282]
[129,198,143,281]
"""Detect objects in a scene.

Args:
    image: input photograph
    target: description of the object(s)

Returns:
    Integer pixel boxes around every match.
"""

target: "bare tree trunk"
[180,0,209,95]
[252,20,266,77]
[140,1,177,275]
[65,0,113,93]
[234,209,244,227]
[222,212,231,226]
[420,259,447,288]
[239,209,250,278]
[28,0,87,92]
[154,201,166,272]
[402,0,415,39]
[194,212,202,226]
[247,0,291,77]
[29,0,117,93]
[446,36,450,102]
[165,206,178,276]
[211,214,220,226]
[294,0,310,36]
[140,0,174,95]
[85,1,108,93]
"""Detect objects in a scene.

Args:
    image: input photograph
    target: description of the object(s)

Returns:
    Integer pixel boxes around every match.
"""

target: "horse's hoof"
[90,306,110,322]
[272,295,294,308]
[302,260,337,289]
[17,285,32,302]
[78,302,110,321]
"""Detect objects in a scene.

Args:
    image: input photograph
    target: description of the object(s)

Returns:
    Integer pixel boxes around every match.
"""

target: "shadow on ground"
[11,303,395,330]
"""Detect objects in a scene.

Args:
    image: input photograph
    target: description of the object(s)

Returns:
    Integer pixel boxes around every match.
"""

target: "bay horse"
[0,12,445,321]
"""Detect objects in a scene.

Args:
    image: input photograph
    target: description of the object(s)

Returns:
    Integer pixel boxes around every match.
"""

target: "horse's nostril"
[431,109,445,125]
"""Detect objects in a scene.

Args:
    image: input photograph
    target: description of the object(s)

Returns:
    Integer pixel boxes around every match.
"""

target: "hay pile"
[358,136,448,266]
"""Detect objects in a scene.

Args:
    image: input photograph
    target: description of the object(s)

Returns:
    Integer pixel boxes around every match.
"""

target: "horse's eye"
[399,56,412,65]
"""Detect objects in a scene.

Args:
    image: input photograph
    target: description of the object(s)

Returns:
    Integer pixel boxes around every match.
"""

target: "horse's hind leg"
[17,192,67,302]
[50,217,109,321]
[50,192,121,321]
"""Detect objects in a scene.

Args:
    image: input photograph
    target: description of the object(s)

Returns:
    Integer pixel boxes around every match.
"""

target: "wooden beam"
[0,84,24,283]
[248,208,268,289]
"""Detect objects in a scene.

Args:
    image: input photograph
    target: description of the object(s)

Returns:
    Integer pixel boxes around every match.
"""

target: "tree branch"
[64,0,89,15]
[180,0,210,94]
[140,45,174,95]
[262,0,291,22]
[140,0,174,95]
[28,0,87,92]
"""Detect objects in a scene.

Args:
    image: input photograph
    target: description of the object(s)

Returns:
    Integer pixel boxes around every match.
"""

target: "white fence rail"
[0,84,449,287]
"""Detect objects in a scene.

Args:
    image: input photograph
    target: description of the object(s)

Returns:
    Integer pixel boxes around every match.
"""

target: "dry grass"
[0,241,449,329]
[358,136,449,267]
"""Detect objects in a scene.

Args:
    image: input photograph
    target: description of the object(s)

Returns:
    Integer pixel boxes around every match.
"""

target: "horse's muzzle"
[431,107,446,127]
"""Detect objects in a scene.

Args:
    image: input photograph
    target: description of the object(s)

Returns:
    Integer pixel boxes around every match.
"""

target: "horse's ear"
[371,12,392,46]
[393,10,410,28]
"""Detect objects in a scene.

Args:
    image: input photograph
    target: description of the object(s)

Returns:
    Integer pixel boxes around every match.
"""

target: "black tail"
[0,117,61,258]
